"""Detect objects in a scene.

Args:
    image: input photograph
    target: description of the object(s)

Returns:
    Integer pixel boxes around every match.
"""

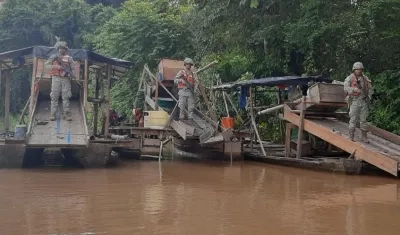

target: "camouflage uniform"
[174,58,198,120]
[45,41,75,121]
[344,62,373,142]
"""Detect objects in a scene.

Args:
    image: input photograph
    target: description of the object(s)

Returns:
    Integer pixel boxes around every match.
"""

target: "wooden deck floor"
[27,99,87,147]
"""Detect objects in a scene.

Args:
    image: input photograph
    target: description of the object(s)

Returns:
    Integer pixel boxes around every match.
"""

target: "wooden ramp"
[283,105,400,176]
[27,99,88,148]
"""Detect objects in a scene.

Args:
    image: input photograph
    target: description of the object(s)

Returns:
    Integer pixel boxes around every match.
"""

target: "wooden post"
[225,92,243,122]
[104,65,111,138]
[155,76,159,111]
[222,92,229,116]
[83,59,89,109]
[4,71,11,132]
[29,57,38,116]
[296,96,306,158]
[249,86,266,157]
[93,71,100,135]
[285,123,293,158]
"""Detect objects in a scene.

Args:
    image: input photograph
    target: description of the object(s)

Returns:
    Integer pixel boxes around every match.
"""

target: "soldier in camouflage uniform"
[174,58,198,120]
[45,41,75,121]
[344,62,373,143]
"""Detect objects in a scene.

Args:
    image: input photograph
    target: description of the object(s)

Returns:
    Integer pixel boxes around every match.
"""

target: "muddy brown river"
[1,161,400,235]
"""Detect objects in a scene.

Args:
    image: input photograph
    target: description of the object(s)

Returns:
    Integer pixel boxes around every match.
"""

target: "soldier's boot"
[349,128,355,141]
[64,111,72,121]
[361,130,370,143]
[50,110,56,121]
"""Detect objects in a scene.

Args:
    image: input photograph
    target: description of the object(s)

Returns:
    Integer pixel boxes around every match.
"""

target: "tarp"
[212,75,332,90]
[0,46,134,68]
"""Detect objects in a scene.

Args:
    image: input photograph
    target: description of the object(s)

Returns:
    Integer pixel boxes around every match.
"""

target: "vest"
[177,69,195,89]
[347,74,371,97]
[50,55,71,77]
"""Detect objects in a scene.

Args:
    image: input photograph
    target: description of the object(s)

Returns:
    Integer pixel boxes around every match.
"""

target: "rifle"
[54,55,76,80]
[355,76,371,102]
[178,60,219,93]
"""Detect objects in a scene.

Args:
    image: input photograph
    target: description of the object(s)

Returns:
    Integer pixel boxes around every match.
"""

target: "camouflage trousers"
[178,93,195,119]
[50,76,72,115]
[349,98,369,131]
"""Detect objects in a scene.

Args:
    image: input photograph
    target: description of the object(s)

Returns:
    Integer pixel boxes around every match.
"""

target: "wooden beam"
[84,59,89,108]
[177,121,195,136]
[296,96,306,158]
[104,65,111,137]
[367,125,400,145]
[225,92,243,122]
[29,57,37,116]
[249,87,266,157]
[93,72,100,135]
[283,105,398,176]
[4,71,11,132]
[145,95,165,112]
[17,97,30,125]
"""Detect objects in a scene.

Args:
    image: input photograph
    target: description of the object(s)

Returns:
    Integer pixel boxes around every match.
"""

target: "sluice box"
[308,83,345,103]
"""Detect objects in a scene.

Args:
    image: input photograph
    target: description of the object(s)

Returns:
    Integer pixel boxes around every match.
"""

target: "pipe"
[256,104,284,116]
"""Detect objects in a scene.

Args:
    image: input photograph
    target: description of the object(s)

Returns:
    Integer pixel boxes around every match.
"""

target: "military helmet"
[57,41,68,50]
[184,58,194,65]
[352,62,364,71]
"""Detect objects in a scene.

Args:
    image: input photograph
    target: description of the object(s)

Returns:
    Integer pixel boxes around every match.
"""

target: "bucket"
[14,124,27,139]
[221,117,234,129]
[143,111,169,129]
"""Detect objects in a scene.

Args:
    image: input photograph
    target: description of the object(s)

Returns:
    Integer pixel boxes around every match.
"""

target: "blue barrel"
[14,124,27,139]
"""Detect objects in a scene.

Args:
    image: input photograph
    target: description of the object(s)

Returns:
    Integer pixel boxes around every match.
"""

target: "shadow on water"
[22,147,86,168]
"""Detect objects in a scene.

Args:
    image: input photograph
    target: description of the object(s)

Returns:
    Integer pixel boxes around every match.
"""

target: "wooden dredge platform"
[283,103,400,176]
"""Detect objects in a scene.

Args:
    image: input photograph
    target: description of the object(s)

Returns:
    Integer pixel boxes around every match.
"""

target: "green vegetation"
[1,0,400,138]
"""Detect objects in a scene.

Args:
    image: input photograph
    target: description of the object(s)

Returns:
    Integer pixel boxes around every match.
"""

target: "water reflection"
[0,162,399,235]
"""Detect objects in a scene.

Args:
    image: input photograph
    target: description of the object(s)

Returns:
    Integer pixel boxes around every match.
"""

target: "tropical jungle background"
[1,0,400,140]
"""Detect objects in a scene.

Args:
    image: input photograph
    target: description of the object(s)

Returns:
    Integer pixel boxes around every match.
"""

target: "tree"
[90,0,194,113]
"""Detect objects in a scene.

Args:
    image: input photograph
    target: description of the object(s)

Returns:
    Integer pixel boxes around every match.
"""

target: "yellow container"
[143,111,170,129]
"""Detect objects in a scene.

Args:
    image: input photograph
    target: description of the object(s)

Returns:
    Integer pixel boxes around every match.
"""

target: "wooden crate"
[157,59,183,81]
[309,83,345,103]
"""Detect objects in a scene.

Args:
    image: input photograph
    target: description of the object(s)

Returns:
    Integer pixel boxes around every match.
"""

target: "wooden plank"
[104,65,111,137]
[283,105,399,176]
[170,120,187,140]
[198,82,218,121]
[202,134,224,145]
[4,71,10,132]
[178,121,195,136]
[143,138,161,147]
[145,95,165,112]
[199,130,213,144]
[367,125,400,145]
